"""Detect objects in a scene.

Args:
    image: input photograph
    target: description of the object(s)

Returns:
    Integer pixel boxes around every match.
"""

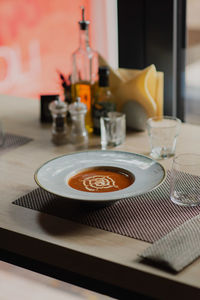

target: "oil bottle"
[71,6,98,133]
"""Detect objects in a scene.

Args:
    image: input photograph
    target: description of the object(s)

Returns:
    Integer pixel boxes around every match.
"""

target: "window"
[185,0,200,124]
[117,0,186,120]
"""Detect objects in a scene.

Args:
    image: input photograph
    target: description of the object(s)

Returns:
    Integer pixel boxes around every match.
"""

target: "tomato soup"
[68,167,134,193]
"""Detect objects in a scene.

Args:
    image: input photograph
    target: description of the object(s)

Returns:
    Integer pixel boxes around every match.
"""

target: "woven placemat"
[0,133,32,154]
[13,172,200,243]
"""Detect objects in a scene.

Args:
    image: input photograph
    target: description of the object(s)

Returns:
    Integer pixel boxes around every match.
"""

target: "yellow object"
[154,71,164,118]
[98,55,164,130]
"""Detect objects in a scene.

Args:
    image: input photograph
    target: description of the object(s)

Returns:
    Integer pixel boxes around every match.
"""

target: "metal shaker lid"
[69,97,87,115]
[49,97,68,114]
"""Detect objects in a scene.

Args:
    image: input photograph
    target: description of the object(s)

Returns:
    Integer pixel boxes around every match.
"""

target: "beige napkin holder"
[99,55,164,131]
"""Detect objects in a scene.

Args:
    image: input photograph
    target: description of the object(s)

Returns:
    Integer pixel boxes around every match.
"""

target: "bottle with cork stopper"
[92,66,116,135]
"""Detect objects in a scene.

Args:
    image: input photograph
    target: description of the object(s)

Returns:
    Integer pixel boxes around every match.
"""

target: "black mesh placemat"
[0,133,32,154]
[13,172,200,243]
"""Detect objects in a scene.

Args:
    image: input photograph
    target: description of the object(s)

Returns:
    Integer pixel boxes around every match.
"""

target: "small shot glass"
[0,121,5,147]
[170,153,200,207]
[146,116,181,160]
[100,112,126,150]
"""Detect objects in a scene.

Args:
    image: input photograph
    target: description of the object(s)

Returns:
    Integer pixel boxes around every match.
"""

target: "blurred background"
[0,0,200,126]
[0,0,118,99]
[186,0,200,124]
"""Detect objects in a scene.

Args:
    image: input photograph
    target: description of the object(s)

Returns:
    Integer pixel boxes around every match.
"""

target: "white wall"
[89,0,118,70]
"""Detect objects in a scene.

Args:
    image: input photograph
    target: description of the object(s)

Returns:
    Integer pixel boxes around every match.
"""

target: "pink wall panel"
[0,0,90,99]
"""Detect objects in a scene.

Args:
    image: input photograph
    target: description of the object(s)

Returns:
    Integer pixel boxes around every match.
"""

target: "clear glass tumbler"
[170,153,200,206]
[146,116,181,160]
[100,112,126,150]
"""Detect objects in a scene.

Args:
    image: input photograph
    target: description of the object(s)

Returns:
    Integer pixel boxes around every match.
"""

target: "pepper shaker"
[49,97,68,145]
[69,97,88,147]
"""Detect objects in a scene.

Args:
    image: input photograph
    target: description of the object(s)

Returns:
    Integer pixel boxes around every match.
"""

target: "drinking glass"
[170,153,200,206]
[146,116,181,160]
[100,112,126,150]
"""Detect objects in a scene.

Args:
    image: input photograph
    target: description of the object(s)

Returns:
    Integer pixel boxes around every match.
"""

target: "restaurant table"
[1,94,200,299]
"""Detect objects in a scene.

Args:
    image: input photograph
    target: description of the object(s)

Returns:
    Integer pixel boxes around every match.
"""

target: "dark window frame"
[117,0,186,121]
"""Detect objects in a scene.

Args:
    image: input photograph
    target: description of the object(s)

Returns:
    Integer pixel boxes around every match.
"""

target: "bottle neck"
[79,29,90,49]
[99,76,109,87]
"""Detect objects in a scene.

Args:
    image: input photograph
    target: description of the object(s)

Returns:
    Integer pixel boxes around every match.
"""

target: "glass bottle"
[92,66,116,135]
[49,97,68,145]
[71,6,98,133]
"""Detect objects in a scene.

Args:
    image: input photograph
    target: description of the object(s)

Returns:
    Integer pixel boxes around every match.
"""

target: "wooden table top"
[1,94,200,299]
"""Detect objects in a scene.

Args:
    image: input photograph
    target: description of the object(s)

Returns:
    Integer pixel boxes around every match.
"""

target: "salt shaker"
[69,97,88,146]
[49,97,68,145]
